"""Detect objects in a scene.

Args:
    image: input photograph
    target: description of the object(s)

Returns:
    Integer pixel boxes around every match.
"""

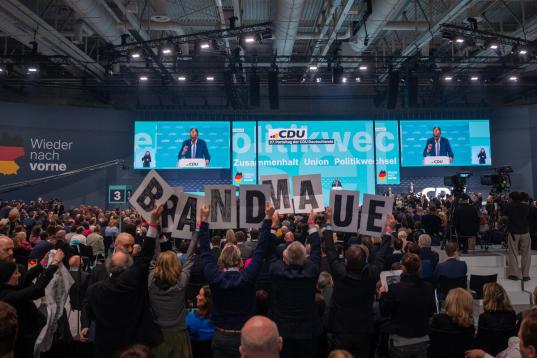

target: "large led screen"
[134,121,230,169]
[400,119,491,167]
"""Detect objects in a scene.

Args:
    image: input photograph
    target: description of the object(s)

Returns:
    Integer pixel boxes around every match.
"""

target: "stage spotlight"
[131,51,141,59]
[359,65,368,71]
[470,76,479,81]
[162,48,172,55]
[355,77,361,82]
[178,76,186,81]
[200,43,210,49]
[27,66,38,73]
[342,77,347,83]
[509,76,518,82]
[309,65,318,71]
[206,76,214,81]
[455,37,464,44]
[316,77,322,83]
[489,44,498,50]
[444,76,453,81]
[244,36,255,43]
[139,75,148,81]
[519,49,528,55]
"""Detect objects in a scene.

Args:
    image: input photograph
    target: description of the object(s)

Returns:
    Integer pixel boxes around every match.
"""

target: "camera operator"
[503,191,532,281]
[452,194,480,254]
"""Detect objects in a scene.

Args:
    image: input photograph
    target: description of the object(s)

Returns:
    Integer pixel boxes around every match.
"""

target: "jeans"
[211,330,241,358]
[507,232,532,278]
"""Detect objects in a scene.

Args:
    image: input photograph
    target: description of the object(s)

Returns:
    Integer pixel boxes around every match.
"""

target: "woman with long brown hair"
[149,233,198,358]
[186,285,214,358]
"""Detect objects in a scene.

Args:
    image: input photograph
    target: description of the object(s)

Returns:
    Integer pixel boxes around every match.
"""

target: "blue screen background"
[134,121,230,169]
[400,119,491,167]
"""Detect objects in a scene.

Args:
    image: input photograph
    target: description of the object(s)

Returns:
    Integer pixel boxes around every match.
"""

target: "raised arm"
[307,210,321,268]
[322,207,346,278]
[198,205,220,283]
[242,203,275,283]
[178,231,198,286]
[2,250,63,303]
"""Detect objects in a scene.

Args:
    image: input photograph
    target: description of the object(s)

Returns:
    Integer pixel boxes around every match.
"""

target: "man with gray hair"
[240,316,282,358]
[268,210,321,357]
[83,205,162,357]
[418,234,439,270]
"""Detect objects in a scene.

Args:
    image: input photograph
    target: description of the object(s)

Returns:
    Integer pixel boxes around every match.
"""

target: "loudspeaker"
[407,74,418,107]
[268,69,279,109]
[249,71,260,107]
[223,69,244,109]
[386,71,399,109]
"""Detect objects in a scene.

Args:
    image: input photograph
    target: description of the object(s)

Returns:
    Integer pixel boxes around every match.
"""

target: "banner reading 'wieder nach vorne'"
[232,120,401,203]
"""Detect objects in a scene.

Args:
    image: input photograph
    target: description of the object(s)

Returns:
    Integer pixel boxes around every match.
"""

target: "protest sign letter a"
[239,185,271,229]
[129,170,174,222]
[260,174,293,214]
[358,194,394,236]
[205,185,237,229]
[172,193,203,239]
[329,190,360,233]
[292,174,324,213]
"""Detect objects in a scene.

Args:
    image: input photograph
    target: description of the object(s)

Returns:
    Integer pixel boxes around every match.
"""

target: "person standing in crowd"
[29,229,58,260]
[421,206,442,239]
[453,195,480,253]
[198,203,275,358]
[503,192,532,281]
[380,253,436,357]
[239,316,283,358]
[0,249,64,358]
[322,207,390,357]
[0,301,18,358]
[418,234,439,270]
[429,288,475,357]
[187,285,214,358]
[268,210,320,358]
[149,232,198,358]
[86,225,105,258]
[83,206,162,358]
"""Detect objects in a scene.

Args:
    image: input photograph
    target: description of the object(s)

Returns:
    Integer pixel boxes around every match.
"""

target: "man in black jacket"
[83,205,162,357]
[380,253,436,357]
[452,195,480,253]
[322,207,390,357]
[504,192,532,281]
[268,210,321,358]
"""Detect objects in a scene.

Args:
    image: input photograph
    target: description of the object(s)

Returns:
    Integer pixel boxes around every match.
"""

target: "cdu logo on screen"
[268,128,307,141]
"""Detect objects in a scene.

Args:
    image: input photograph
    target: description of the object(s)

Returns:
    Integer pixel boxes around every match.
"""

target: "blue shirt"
[186,309,214,341]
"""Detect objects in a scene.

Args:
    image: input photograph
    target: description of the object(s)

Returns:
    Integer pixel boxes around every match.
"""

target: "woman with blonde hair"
[149,233,198,358]
[429,288,475,357]
[474,282,517,356]
[224,229,237,245]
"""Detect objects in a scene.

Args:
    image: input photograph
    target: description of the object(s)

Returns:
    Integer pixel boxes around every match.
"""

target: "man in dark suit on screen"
[423,127,454,162]
[178,127,211,166]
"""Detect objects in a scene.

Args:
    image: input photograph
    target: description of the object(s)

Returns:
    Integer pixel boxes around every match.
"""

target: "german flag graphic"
[0,133,24,175]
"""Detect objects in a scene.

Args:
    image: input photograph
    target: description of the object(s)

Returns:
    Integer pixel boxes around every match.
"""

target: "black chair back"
[469,274,497,299]
[437,275,467,297]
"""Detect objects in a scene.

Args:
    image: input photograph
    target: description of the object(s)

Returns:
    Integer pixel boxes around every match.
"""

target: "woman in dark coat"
[0,250,64,358]
[142,151,152,168]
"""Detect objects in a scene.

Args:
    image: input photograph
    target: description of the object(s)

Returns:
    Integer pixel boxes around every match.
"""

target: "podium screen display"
[134,121,230,169]
[400,119,491,167]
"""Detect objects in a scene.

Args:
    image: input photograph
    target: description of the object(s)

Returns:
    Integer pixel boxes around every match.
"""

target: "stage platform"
[435,246,537,306]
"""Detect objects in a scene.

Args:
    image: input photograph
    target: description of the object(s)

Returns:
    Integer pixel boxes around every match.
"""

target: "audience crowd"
[0,193,536,358]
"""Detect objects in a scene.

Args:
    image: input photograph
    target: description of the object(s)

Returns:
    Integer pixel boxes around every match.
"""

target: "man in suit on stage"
[178,128,211,166]
[422,127,454,162]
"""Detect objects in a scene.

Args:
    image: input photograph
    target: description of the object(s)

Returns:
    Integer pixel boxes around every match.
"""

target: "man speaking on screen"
[422,126,454,163]
[178,127,211,166]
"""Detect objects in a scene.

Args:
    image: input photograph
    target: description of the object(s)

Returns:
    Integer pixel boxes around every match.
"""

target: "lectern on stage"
[177,159,206,168]
[423,156,451,166]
